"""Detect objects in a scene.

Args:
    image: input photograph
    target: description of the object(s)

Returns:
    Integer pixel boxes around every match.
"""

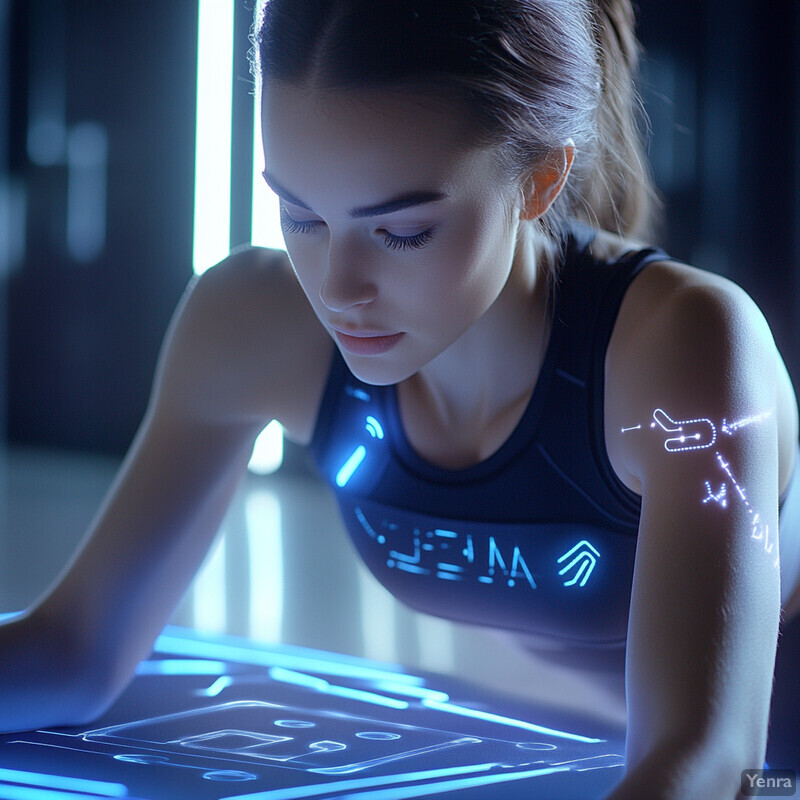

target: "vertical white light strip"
[358,562,398,662]
[416,616,456,673]
[193,0,235,275]
[249,1,286,474]
[193,530,228,633]
[246,488,284,642]
[251,76,286,251]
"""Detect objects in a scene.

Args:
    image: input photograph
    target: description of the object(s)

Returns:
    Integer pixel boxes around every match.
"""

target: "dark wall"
[2,0,799,456]
[639,0,800,385]
[5,0,199,454]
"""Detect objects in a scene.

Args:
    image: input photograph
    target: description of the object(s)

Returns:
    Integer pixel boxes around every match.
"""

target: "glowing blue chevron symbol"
[557,540,600,587]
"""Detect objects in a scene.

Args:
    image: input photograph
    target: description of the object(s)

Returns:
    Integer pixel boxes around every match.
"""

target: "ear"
[520,140,575,221]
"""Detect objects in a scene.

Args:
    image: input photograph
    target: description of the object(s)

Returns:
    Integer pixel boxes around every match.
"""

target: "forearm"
[604,739,747,800]
[0,611,105,733]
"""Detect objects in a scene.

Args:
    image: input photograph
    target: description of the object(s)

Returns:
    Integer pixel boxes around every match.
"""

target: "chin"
[337,348,419,387]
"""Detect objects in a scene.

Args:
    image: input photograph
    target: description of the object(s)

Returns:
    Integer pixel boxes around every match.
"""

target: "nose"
[319,239,378,313]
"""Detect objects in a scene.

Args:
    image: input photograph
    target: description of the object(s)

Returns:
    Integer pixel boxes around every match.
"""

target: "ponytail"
[581,0,659,240]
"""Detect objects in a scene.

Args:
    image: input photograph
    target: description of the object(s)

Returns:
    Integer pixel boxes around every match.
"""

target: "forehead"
[260,81,502,207]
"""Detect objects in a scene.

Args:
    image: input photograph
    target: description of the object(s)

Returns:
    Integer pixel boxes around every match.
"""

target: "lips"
[332,326,405,356]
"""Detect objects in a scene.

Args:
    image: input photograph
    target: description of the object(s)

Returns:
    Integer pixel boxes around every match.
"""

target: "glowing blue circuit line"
[702,482,728,507]
[354,506,381,541]
[336,446,367,487]
[220,763,501,800]
[155,628,424,685]
[0,787,123,800]
[651,408,716,452]
[333,765,571,800]
[203,675,234,697]
[0,768,128,797]
[269,667,410,710]
[420,700,604,743]
[135,658,228,676]
[721,411,772,435]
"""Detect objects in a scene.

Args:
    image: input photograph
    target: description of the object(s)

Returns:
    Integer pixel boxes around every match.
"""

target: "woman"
[1,1,798,797]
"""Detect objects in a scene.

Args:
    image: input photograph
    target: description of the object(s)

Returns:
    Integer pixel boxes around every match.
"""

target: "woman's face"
[261,82,524,386]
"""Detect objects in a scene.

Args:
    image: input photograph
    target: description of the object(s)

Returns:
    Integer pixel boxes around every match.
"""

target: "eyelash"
[279,205,435,252]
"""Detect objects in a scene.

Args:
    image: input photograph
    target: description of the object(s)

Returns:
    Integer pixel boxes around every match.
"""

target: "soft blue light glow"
[222,763,500,800]
[193,0,234,274]
[155,627,421,685]
[268,667,410,710]
[336,446,367,487]
[375,681,450,703]
[332,764,571,800]
[0,787,119,800]
[66,122,107,263]
[421,700,604,743]
[346,386,371,402]
[269,667,329,692]
[557,540,600,588]
[0,768,127,797]
[135,658,228,676]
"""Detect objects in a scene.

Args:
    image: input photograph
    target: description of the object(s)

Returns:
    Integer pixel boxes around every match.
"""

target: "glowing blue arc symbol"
[365,416,384,439]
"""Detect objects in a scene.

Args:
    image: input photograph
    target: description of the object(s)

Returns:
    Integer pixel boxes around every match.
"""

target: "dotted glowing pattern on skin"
[334,415,602,590]
[622,408,777,565]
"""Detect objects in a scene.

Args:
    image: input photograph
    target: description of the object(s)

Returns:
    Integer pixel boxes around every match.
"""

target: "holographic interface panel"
[0,626,626,799]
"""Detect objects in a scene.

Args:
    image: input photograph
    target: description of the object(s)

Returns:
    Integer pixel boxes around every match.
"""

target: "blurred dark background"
[0,0,798,459]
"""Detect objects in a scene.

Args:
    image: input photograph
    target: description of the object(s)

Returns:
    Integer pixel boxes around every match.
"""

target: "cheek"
[430,206,515,307]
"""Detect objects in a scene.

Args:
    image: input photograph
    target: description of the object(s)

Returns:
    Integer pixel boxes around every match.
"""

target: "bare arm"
[603,277,786,799]
[0,246,327,731]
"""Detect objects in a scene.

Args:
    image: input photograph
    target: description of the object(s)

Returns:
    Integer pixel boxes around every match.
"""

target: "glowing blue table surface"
[0,627,626,799]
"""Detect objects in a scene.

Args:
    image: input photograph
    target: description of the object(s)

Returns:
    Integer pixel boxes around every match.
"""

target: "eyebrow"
[262,171,446,218]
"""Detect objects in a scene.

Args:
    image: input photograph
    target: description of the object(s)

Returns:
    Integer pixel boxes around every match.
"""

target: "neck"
[404,231,552,432]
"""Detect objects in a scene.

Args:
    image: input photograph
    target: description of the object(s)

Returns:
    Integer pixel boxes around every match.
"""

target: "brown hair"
[253,0,658,260]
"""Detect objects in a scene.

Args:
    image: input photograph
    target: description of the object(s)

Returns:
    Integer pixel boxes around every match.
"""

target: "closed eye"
[279,204,324,235]
[382,228,436,251]
[280,204,436,252]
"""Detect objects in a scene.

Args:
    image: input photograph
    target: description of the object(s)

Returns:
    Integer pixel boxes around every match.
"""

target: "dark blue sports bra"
[308,224,672,647]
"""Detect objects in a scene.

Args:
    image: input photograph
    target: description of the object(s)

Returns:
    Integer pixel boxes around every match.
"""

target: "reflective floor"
[0,446,626,726]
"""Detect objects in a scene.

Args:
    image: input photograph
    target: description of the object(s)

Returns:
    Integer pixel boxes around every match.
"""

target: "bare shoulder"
[152,246,332,442]
[605,257,798,494]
